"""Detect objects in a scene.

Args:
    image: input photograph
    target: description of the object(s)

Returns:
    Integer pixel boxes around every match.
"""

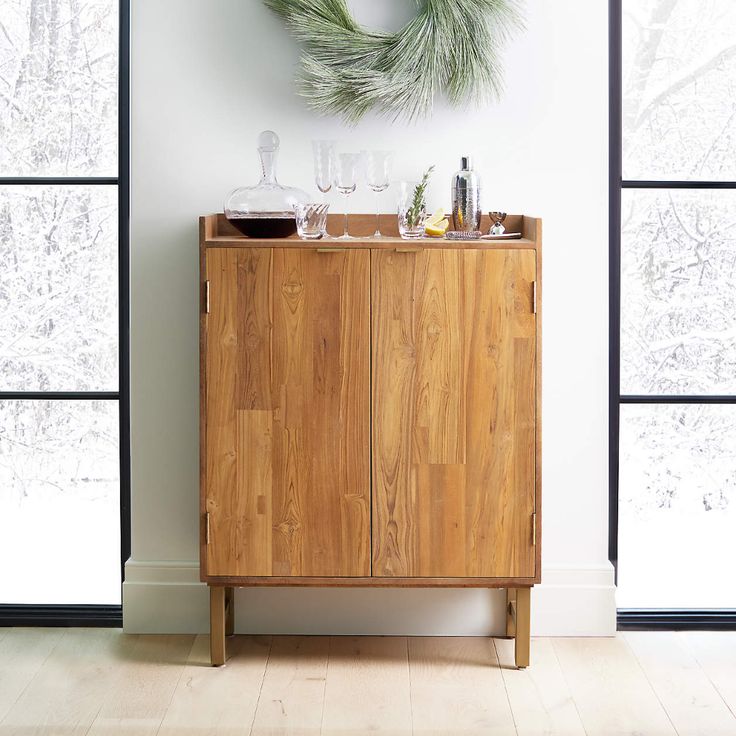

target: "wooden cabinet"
[203,247,370,578]
[200,213,542,669]
[371,248,537,579]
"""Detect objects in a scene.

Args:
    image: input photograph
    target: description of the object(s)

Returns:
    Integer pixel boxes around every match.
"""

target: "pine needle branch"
[264,0,524,123]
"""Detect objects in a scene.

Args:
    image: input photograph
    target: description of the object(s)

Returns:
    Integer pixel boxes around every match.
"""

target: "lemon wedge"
[425,208,446,227]
[425,218,449,237]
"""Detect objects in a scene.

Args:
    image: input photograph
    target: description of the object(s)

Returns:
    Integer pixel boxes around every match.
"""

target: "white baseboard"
[531,563,617,636]
[123,559,616,637]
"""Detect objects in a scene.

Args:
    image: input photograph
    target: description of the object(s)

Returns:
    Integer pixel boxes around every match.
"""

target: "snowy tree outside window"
[617,0,736,609]
[0,0,121,605]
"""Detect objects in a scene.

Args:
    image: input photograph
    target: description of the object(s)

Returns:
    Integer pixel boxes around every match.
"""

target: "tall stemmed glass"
[364,150,393,238]
[334,153,359,240]
[312,140,335,201]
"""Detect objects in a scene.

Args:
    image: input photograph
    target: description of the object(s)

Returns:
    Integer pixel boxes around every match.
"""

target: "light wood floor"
[0,629,735,735]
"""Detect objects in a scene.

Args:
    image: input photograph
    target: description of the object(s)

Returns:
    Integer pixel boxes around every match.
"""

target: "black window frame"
[609,0,736,630]
[0,0,130,627]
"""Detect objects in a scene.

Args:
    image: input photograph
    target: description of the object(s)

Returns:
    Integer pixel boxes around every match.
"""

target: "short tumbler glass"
[294,203,329,240]
[397,181,425,239]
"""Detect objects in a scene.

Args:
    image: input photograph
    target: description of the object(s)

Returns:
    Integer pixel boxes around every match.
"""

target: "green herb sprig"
[407,165,434,229]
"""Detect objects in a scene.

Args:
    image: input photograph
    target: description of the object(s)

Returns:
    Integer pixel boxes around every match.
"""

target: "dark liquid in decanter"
[227,216,297,238]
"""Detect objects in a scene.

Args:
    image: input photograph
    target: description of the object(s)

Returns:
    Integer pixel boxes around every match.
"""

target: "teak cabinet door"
[371,248,537,578]
[204,247,371,577]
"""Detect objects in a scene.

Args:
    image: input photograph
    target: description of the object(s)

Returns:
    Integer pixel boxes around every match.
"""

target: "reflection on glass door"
[0,0,122,605]
[615,0,736,610]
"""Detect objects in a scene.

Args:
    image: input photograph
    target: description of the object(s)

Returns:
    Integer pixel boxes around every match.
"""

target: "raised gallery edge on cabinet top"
[200,212,541,249]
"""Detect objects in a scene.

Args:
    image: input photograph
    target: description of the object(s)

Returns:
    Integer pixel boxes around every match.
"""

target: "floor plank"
[322,636,413,736]
[552,636,677,736]
[2,630,736,735]
[251,635,328,736]
[624,632,736,736]
[494,637,586,736]
[0,628,137,736]
[157,634,271,736]
[408,636,516,735]
[681,631,736,718]
[0,628,66,723]
[86,633,195,736]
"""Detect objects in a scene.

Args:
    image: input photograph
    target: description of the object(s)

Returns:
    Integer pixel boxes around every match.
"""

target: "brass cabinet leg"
[225,587,235,636]
[506,588,517,638]
[210,586,227,666]
[514,587,531,669]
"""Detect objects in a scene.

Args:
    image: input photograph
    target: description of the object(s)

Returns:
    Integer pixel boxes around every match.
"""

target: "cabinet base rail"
[208,584,532,669]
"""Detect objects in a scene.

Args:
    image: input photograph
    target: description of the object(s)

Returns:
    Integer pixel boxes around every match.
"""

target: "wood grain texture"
[494,637,587,736]
[158,634,271,736]
[553,637,677,736]
[1,630,139,736]
[87,635,195,736]
[251,636,328,735]
[530,218,543,582]
[322,637,413,735]
[0,628,66,723]
[204,247,370,578]
[371,248,537,578]
[681,631,736,717]
[206,211,529,238]
[408,637,516,734]
[204,575,537,587]
[5,631,734,735]
[200,216,543,589]
[625,632,736,736]
[205,248,239,578]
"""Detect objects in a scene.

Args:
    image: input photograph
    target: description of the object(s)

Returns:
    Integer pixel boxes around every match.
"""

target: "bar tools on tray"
[445,230,483,240]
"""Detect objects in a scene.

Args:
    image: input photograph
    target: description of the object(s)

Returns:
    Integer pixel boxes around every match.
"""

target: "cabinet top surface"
[200,213,541,250]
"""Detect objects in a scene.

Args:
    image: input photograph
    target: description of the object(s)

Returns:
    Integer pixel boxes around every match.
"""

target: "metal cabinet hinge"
[205,512,211,544]
[531,512,537,546]
[532,281,537,314]
[204,280,211,314]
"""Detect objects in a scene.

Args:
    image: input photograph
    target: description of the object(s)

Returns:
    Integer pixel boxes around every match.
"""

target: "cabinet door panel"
[205,247,371,577]
[372,249,536,578]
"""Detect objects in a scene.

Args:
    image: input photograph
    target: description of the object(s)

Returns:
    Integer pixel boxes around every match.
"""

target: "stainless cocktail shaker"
[451,156,481,232]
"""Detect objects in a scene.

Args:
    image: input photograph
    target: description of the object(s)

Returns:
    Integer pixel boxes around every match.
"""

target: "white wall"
[124,0,615,636]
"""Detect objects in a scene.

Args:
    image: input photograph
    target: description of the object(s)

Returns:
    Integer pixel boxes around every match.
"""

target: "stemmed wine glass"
[312,140,335,201]
[363,150,393,238]
[334,153,359,240]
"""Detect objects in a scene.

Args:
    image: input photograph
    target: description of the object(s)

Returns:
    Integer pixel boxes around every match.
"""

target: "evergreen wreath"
[264,0,523,124]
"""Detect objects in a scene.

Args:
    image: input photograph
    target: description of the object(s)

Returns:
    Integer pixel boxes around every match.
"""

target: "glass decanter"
[224,130,310,238]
